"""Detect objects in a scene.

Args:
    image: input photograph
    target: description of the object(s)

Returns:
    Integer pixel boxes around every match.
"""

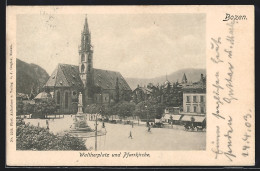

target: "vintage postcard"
[6,5,254,166]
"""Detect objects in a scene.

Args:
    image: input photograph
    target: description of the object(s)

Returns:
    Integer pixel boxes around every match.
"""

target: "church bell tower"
[79,15,94,103]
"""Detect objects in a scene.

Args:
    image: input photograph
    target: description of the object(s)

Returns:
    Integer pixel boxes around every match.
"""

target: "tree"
[85,104,102,114]
[16,122,87,150]
[16,100,24,115]
[121,90,132,102]
[134,100,165,120]
[134,101,150,120]
[23,103,34,115]
[33,99,56,118]
[154,103,165,119]
[113,101,136,118]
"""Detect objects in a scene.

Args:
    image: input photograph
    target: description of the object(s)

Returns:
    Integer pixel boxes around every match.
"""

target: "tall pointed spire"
[79,14,94,90]
[80,14,92,52]
[182,73,187,84]
[83,14,90,34]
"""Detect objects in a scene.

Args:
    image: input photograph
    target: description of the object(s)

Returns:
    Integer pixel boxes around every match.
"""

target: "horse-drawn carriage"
[184,122,205,132]
[182,116,206,132]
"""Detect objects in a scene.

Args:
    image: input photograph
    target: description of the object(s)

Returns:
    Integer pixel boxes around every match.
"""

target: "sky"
[17,13,206,79]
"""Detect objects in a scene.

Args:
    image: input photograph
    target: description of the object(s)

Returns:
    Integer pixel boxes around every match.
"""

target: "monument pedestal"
[77,104,83,114]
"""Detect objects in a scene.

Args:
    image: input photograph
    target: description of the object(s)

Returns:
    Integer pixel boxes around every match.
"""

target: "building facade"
[44,15,131,114]
[182,74,206,115]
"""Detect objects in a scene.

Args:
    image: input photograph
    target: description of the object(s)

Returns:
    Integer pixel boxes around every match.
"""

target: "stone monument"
[77,92,83,114]
[72,92,90,131]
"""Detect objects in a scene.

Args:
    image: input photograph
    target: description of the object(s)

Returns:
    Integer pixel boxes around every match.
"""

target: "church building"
[44,16,131,114]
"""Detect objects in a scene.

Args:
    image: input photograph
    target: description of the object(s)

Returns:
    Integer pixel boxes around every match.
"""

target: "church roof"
[44,64,131,91]
[44,64,84,90]
[93,68,131,91]
[34,92,52,100]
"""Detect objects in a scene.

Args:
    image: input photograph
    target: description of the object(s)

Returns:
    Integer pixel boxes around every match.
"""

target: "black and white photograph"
[16,13,206,151]
[6,5,254,166]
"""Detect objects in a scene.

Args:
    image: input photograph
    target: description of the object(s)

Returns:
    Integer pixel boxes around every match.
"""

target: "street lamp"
[145,105,148,127]
[87,105,90,120]
[94,108,102,151]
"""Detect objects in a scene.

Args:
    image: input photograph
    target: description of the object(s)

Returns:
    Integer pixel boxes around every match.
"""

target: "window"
[81,64,85,73]
[187,96,190,103]
[194,106,197,113]
[193,96,197,102]
[81,54,85,62]
[187,106,190,112]
[57,91,60,104]
[200,96,204,102]
[65,92,69,109]
[201,106,205,113]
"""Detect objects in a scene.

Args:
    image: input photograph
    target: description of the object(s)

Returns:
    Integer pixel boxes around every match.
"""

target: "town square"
[16,13,206,151]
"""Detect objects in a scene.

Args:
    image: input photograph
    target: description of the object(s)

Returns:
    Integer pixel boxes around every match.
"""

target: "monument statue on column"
[77,92,83,114]
[72,92,90,131]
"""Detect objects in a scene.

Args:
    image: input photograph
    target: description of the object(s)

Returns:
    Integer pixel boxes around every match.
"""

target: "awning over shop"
[163,114,181,121]
[181,115,206,122]
[155,119,161,123]
[172,115,182,121]
[163,114,171,120]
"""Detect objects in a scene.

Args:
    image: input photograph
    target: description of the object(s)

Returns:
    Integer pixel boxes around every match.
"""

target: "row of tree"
[17,100,165,120]
[132,82,183,108]
[16,99,56,119]
[85,98,165,120]
[17,81,184,119]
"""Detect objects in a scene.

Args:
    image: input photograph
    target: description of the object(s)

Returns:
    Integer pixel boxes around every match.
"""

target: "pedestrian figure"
[46,119,50,129]
[128,131,133,139]
[102,122,105,128]
[38,122,40,127]
[148,126,151,132]
[132,122,134,128]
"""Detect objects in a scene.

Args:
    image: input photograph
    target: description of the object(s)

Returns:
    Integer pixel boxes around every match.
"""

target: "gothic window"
[81,64,85,73]
[65,92,69,109]
[81,54,85,62]
[57,91,60,105]
[88,55,91,62]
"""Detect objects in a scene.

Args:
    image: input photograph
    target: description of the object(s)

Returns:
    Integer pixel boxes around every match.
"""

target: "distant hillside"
[125,68,206,90]
[16,58,49,95]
